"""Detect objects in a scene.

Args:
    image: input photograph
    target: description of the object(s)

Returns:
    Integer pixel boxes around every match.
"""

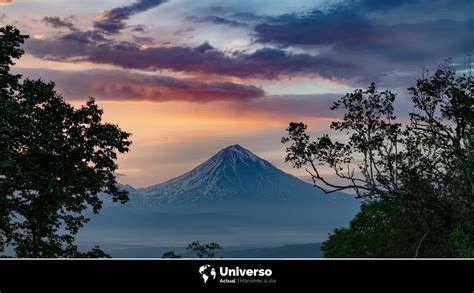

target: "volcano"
[136,144,327,204]
[80,145,360,254]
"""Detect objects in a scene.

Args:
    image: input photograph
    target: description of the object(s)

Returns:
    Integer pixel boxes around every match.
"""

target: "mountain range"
[78,144,360,256]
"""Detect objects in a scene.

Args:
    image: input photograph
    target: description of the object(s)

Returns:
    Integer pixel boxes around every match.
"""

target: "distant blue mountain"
[102,242,324,258]
[220,243,324,258]
[79,145,360,255]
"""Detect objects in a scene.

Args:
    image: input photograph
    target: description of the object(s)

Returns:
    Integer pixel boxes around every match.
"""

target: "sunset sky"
[1,0,473,187]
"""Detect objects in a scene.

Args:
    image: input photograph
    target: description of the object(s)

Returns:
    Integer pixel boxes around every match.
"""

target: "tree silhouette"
[283,64,473,257]
[186,241,223,258]
[282,83,403,198]
[75,246,111,258]
[161,251,181,258]
[0,26,132,257]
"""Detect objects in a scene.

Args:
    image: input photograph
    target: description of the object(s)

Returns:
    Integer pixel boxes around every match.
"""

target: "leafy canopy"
[283,64,473,257]
[0,26,132,257]
[186,241,223,258]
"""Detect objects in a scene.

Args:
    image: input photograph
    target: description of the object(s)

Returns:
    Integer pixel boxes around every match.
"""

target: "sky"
[1,0,473,187]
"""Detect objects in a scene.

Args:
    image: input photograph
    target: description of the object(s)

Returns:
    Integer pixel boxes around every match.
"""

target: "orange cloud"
[19,69,265,102]
[0,0,14,5]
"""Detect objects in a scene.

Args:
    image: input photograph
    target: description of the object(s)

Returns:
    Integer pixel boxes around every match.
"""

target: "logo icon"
[198,264,217,284]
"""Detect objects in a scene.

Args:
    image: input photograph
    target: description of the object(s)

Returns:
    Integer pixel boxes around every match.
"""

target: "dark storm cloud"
[93,0,167,34]
[252,0,473,86]
[255,10,373,47]
[17,69,265,102]
[25,37,354,81]
[42,16,77,31]
[351,0,418,11]
[351,0,474,12]
[255,11,473,62]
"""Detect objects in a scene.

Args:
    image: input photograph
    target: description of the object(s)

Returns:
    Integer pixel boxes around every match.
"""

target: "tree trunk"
[414,231,429,258]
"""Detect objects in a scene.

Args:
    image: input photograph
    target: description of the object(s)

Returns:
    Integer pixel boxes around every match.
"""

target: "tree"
[283,64,473,257]
[321,198,455,257]
[75,246,111,258]
[0,26,132,257]
[282,83,404,198]
[161,251,181,258]
[186,241,223,258]
[0,25,27,256]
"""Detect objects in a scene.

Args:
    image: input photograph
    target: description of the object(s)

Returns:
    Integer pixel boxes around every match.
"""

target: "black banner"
[0,259,472,291]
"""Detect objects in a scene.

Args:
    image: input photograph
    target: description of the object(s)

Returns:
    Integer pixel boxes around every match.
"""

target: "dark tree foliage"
[321,199,456,257]
[0,25,27,254]
[283,64,473,257]
[75,246,111,258]
[282,83,403,198]
[161,251,181,258]
[186,241,223,258]
[0,26,132,257]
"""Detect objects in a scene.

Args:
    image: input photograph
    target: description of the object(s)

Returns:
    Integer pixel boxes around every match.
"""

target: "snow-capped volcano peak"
[212,144,267,168]
[220,144,253,155]
[223,144,246,152]
[136,144,318,204]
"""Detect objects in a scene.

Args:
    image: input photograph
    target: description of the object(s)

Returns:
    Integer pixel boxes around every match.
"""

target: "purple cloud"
[25,37,354,81]
[186,15,247,27]
[252,3,473,87]
[255,10,474,62]
[16,68,347,119]
[255,10,374,47]
[94,0,167,34]
[22,0,473,90]
[42,16,77,31]
[17,69,265,102]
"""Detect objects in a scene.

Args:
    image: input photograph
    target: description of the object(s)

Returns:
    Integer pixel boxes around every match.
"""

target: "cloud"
[93,0,167,34]
[0,0,14,5]
[130,25,148,33]
[25,36,354,81]
[15,68,347,118]
[252,2,474,86]
[186,15,247,27]
[21,0,354,83]
[17,69,265,102]
[20,0,473,89]
[254,9,474,60]
[42,16,77,31]
[61,30,109,44]
[255,10,372,47]
[350,0,417,11]
[345,0,473,12]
